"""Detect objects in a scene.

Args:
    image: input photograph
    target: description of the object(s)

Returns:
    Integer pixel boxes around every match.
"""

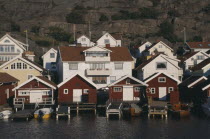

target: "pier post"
[56,115,58,120]
[68,107,71,119]
[77,103,79,115]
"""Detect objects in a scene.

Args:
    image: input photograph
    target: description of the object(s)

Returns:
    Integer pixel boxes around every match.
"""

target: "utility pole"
[181,27,187,44]
[25,30,29,51]
[73,24,76,43]
[89,20,91,46]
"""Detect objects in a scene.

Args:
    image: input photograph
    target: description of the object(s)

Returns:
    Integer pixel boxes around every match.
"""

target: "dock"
[56,103,97,120]
[106,102,123,119]
[148,101,168,119]
[11,109,34,121]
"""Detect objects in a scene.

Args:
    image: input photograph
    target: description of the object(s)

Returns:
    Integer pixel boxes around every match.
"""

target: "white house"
[57,46,133,88]
[135,54,183,81]
[96,32,121,47]
[181,51,209,74]
[186,42,210,52]
[0,34,27,62]
[77,35,95,47]
[42,48,57,71]
[144,41,175,58]
[136,41,152,57]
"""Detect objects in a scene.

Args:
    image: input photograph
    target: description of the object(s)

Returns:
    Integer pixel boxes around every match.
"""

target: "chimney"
[106,44,110,47]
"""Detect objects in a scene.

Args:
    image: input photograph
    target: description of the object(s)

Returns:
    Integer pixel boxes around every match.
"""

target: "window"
[64,89,68,94]
[11,46,14,52]
[0,46,3,52]
[82,38,86,41]
[42,91,50,96]
[11,63,16,69]
[69,63,78,70]
[51,62,56,69]
[23,63,27,69]
[92,76,107,84]
[197,55,204,60]
[126,79,131,84]
[86,52,108,57]
[90,63,105,70]
[18,91,30,96]
[179,76,182,81]
[168,87,174,93]
[134,87,140,92]
[115,63,123,70]
[17,63,22,69]
[50,53,55,58]
[151,88,155,94]
[110,76,116,83]
[28,75,33,79]
[158,77,166,82]
[4,40,10,43]
[156,62,167,69]
[159,45,163,48]
[83,89,89,94]
[104,39,110,44]
[113,87,122,92]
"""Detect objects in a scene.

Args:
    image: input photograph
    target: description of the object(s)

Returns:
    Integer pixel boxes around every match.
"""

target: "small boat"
[171,104,190,118]
[130,104,142,117]
[34,108,53,119]
[0,110,12,119]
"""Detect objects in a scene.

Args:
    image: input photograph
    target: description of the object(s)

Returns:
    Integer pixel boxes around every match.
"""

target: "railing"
[39,98,54,105]
[13,98,25,105]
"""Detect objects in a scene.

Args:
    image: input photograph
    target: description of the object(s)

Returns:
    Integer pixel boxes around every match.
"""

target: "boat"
[34,108,53,119]
[0,110,12,119]
[171,104,190,118]
[130,103,142,117]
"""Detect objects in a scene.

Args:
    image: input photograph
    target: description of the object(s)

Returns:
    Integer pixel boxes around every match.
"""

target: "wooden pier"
[106,102,123,119]
[148,101,168,119]
[56,103,97,120]
[11,109,34,121]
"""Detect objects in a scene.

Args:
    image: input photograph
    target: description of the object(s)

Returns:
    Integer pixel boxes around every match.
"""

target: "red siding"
[146,73,179,104]
[109,77,142,100]
[0,83,16,105]
[58,75,97,104]
[20,80,50,89]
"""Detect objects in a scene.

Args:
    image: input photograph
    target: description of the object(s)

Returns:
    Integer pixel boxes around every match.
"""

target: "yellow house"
[0,56,45,85]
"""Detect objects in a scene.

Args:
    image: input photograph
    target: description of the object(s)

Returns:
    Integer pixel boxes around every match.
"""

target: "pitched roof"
[0,72,19,83]
[179,51,199,62]
[107,75,148,87]
[187,42,210,49]
[146,41,173,51]
[59,46,133,62]
[12,76,57,91]
[57,73,98,89]
[42,48,57,58]
[135,54,161,70]
[179,76,204,87]
[144,72,181,84]
[191,58,210,71]
[111,34,122,40]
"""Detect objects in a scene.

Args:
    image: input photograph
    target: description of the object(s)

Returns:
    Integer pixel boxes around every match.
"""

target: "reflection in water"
[0,114,209,139]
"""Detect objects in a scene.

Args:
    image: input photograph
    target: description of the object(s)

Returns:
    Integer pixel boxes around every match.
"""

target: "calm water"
[0,114,209,139]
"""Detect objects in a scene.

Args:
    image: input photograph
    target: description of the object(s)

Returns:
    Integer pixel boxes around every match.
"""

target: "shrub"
[31,26,40,34]
[168,10,180,17]
[139,8,159,19]
[48,27,72,42]
[193,36,203,42]
[99,14,109,22]
[202,4,210,13]
[66,11,85,24]
[11,22,20,32]
[35,40,51,47]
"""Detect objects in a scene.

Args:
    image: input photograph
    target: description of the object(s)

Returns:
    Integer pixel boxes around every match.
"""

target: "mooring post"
[68,107,70,119]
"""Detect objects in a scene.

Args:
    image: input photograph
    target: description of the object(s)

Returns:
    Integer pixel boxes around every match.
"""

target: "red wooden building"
[108,75,148,101]
[57,74,98,104]
[144,72,181,104]
[0,73,19,105]
[12,76,57,107]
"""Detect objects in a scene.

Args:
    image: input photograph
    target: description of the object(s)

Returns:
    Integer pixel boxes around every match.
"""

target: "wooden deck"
[148,101,168,119]
[11,109,34,121]
[106,102,123,119]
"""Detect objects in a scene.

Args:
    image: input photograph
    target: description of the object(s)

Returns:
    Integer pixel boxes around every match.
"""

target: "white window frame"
[50,53,55,58]
[126,79,131,84]
[110,76,116,83]
[113,87,122,92]
[134,87,140,92]
[168,87,174,93]
[28,74,33,80]
[69,63,78,70]
[156,62,167,70]
[115,63,123,70]
[150,88,155,94]
[18,91,30,96]
[64,89,68,94]
[158,77,166,83]
[83,89,89,94]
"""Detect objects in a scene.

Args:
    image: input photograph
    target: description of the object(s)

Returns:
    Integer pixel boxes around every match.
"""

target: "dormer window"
[86,52,108,57]
[4,40,10,43]
[104,39,110,44]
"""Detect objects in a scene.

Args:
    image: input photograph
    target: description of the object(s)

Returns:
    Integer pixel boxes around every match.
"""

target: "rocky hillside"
[0,0,210,60]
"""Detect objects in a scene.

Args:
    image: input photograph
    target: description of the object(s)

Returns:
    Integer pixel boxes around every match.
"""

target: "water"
[0,114,209,139]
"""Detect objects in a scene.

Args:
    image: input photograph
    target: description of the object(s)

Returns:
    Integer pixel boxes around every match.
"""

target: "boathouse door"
[30,92,43,103]
[73,89,82,102]
[159,87,167,100]
[123,86,134,101]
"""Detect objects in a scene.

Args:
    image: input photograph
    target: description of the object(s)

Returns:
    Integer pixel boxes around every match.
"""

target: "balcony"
[85,56,110,62]
[86,68,112,76]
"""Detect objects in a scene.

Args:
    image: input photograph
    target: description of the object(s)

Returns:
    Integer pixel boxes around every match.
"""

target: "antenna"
[73,24,76,42]
[89,20,91,46]
[25,30,29,51]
